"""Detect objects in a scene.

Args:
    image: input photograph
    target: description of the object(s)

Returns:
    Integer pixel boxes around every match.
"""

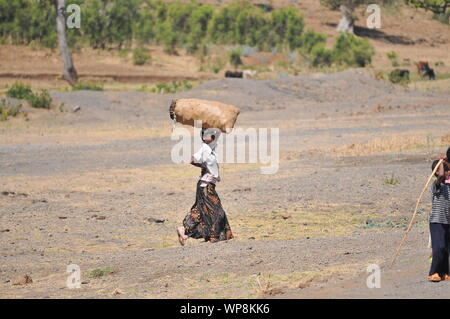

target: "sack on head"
[169,98,240,133]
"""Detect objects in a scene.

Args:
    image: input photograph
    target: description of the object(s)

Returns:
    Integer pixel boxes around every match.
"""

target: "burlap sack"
[169,99,240,133]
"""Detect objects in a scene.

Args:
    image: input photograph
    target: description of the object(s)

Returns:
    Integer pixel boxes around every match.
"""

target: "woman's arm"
[190,156,203,168]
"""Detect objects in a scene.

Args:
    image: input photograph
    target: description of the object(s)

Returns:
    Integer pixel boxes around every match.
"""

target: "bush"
[72,81,104,91]
[26,90,52,109]
[6,82,32,99]
[388,70,410,85]
[311,44,333,67]
[332,33,374,67]
[298,30,327,54]
[297,30,331,67]
[270,7,305,50]
[132,47,151,65]
[6,82,52,109]
[88,267,115,279]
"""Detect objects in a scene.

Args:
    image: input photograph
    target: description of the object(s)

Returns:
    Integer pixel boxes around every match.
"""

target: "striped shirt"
[430,182,450,224]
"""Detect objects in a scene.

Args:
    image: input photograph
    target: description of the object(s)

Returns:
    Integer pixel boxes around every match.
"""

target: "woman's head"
[201,128,220,144]
[432,159,450,179]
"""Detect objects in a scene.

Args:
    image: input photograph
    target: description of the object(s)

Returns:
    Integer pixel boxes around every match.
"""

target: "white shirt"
[192,142,220,181]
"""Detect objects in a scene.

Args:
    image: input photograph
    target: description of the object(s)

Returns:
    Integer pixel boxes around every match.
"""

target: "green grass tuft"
[87,267,116,279]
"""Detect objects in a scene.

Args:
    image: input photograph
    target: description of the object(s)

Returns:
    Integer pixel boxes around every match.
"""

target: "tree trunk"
[336,4,355,33]
[54,0,78,86]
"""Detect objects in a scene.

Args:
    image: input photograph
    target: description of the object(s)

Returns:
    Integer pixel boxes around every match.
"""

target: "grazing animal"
[397,69,410,78]
[415,61,436,80]
[225,71,243,78]
[243,69,256,79]
[389,69,410,84]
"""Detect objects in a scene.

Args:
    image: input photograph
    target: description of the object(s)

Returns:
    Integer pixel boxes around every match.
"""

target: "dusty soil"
[0,69,449,298]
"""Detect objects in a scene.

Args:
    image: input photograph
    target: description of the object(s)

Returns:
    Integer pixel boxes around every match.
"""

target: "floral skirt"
[183,181,233,242]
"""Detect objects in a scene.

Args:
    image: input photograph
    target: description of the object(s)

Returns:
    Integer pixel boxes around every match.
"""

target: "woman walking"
[177,129,233,245]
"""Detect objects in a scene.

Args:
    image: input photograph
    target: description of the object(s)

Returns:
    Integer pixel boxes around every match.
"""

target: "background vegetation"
[0,0,378,74]
[0,0,305,52]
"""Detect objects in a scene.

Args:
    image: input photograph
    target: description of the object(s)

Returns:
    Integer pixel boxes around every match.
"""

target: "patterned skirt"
[183,181,233,242]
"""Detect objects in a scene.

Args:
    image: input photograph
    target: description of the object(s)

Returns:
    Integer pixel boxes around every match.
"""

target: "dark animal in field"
[225,71,243,78]
[397,69,410,78]
[415,61,436,80]
[254,3,273,12]
[389,69,410,84]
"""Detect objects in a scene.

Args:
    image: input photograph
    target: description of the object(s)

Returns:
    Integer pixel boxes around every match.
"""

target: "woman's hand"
[191,156,205,168]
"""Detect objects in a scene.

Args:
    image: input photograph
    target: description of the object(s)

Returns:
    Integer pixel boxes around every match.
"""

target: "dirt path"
[0,229,433,299]
[1,70,449,298]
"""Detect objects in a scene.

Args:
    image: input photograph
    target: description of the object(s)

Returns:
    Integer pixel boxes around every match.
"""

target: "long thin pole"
[390,158,444,267]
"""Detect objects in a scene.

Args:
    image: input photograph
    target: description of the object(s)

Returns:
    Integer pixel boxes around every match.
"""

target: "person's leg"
[429,223,446,278]
[177,226,188,246]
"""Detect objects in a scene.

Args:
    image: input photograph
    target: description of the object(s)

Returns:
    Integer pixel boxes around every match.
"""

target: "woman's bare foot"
[177,226,188,246]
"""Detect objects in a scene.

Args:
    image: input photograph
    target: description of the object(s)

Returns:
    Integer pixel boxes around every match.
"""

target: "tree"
[405,0,449,14]
[320,0,395,33]
[54,0,78,86]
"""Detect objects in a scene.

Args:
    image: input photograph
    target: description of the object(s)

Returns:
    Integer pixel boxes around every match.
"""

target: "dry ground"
[0,69,449,298]
[1,0,449,299]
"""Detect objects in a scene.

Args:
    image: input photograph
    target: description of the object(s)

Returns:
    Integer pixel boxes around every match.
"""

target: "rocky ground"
[1,69,449,298]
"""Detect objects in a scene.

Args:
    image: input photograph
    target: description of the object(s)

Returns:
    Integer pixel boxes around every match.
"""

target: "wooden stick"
[390,158,444,267]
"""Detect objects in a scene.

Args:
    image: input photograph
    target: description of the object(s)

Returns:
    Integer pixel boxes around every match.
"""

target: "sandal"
[427,273,442,282]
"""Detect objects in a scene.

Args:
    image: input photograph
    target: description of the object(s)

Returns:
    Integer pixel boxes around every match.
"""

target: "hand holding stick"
[390,158,445,267]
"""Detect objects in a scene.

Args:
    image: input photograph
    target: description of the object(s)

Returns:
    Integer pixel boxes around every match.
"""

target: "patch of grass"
[232,204,374,241]
[332,135,447,157]
[188,262,369,298]
[87,267,116,279]
[6,82,32,99]
[387,51,397,60]
[117,48,130,58]
[386,51,400,67]
[72,81,104,91]
[140,80,194,94]
[384,174,399,186]
[26,89,52,109]
[275,60,295,71]
[0,99,22,121]
[132,47,151,66]
[249,263,365,298]
[199,56,226,74]
[5,82,52,109]
[373,70,385,81]
[358,219,406,230]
